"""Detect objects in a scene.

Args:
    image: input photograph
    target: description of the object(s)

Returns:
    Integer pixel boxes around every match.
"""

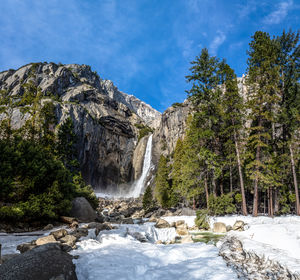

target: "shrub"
[195,209,210,230]
[208,193,236,216]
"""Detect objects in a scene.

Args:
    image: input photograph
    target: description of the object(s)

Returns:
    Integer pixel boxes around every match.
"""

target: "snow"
[72,223,238,280]
[211,215,300,274]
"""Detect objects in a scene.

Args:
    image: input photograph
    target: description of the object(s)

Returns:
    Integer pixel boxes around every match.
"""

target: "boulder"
[180,235,194,244]
[51,229,68,240]
[69,197,97,222]
[129,232,148,243]
[71,228,89,240]
[0,243,77,280]
[180,207,196,216]
[120,217,134,224]
[148,216,157,223]
[233,220,245,231]
[154,219,170,228]
[95,223,115,236]
[1,254,19,263]
[213,222,227,233]
[36,235,57,246]
[226,225,233,232]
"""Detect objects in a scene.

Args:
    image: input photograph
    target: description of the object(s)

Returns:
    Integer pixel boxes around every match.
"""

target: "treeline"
[0,82,97,223]
[153,30,300,217]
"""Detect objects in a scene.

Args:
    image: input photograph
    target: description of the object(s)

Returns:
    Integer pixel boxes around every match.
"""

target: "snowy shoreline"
[1,215,300,279]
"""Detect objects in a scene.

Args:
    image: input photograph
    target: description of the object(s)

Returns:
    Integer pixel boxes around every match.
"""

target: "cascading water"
[95,134,153,198]
[129,134,153,198]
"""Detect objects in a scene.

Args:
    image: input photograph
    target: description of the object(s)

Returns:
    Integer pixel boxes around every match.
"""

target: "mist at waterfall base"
[95,135,153,199]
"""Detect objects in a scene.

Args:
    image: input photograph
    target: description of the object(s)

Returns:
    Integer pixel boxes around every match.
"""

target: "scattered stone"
[156,240,163,244]
[175,220,185,227]
[176,226,189,236]
[155,219,170,228]
[213,222,227,233]
[60,235,77,247]
[17,242,37,253]
[36,235,57,246]
[60,216,77,224]
[71,228,89,240]
[95,223,116,236]
[0,243,77,280]
[170,222,176,228]
[232,220,245,231]
[43,224,54,231]
[226,225,232,232]
[188,225,199,231]
[129,232,148,243]
[148,216,157,223]
[180,235,194,244]
[69,221,79,230]
[120,217,134,224]
[51,229,68,240]
[69,197,97,222]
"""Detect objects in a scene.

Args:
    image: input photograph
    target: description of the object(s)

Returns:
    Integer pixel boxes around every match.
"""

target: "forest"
[152,30,300,217]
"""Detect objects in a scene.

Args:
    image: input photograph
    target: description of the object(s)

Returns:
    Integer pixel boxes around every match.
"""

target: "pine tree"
[143,185,154,212]
[220,62,248,215]
[246,31,281,216]
[154,155,170,208]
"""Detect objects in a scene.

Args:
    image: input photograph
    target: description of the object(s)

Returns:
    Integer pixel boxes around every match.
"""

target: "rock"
[36,235,57,246]
[170,222,176,227]
[95,223,115,236]
[71,228,89,240]
[43,224,54,231]
[213,222,227,233]
[51,229,68,240]
[70,197,97,222]
[60,216,77,224]
[129,232,148,243]
[233,220,245,231]
[175,220,185,227]
[180,235,194,244]
[60,235,77,247]
[226,225,232,232]
[0,243,77,280]
[188,225,199,231]
[87,222,102,229]
[69,221,79,230]
[17,242,37,253]
[120,217,134,224]
[156,240,163,244]
[1,254,19,263]
[154,219,170,228]
[148,216,157,223]
[176,226,189,236]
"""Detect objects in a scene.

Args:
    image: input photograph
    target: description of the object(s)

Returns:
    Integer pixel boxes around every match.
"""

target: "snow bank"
[212,215,300,274]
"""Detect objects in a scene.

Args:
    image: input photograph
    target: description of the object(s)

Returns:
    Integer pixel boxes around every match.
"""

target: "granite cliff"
[0,62,160,192]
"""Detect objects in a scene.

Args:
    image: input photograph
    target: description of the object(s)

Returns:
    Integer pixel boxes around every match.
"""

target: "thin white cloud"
[263,0,293,25]
[209,31,226,55]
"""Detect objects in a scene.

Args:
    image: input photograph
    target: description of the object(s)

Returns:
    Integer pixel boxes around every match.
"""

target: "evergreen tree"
[154,155,170,208]
[246,31,281,216]
[143,185,155,212]
[219,63,248,215]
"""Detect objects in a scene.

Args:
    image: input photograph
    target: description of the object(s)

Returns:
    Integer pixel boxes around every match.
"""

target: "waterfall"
[95,134,153,198]
[130,134,153,198]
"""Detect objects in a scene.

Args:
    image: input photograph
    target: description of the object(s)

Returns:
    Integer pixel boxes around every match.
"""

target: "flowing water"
[95,134,153,198]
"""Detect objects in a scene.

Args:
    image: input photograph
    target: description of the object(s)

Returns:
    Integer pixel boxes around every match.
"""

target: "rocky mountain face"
[0,62,160,192]
[152,100,191,165]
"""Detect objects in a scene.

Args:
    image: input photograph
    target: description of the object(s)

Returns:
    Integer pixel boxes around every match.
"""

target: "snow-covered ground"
[211,215,300,274]
[2,215,300,279]
[72,223,238,280]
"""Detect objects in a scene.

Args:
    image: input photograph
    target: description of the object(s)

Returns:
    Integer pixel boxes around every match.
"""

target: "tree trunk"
[270,187,273,217]
[212,170,217,197]
[229,164,233,193]
[234,128,247,215]
[204,176,209,210]
[290,144,300,215]
[274,188,279,214]
[253,144,260,217]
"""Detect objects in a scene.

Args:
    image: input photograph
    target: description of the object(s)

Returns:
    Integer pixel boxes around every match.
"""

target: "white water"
[96,134,153,199]
[130,134,153,198]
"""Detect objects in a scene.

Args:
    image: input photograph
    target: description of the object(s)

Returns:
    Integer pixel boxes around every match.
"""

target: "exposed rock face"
[0,243,77,280]
[0,62,161,192]
[152,100,190,165]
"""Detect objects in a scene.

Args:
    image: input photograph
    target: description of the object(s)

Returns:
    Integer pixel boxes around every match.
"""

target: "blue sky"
[0,0,299,112]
